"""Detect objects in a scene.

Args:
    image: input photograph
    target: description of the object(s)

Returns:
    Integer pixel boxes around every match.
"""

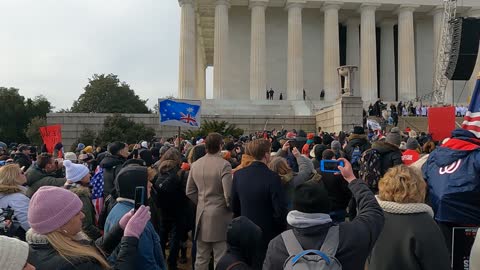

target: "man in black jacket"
[263,158,384,270]
[344,126,371,173]
[231,139,288,264]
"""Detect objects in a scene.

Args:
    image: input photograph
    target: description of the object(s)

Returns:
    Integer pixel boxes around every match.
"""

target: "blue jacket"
[104,200,166,270]
[422,129,480,225]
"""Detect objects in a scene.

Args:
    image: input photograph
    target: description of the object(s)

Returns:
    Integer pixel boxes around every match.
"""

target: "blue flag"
[159,99,202,128]
[461,75,480,138]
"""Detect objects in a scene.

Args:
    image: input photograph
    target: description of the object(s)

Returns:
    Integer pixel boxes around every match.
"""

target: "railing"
[304,94,321,114]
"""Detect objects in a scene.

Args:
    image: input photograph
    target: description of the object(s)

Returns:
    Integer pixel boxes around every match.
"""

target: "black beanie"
[293,181,331,214]
[114,166,148,201]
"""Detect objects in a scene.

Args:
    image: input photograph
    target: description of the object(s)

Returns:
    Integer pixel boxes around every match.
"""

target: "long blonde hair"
[46,231,111,269]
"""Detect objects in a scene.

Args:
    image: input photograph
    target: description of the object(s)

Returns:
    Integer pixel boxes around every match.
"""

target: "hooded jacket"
[232,154,255,173]
[344,134,371,161]
[371,141,403,176]
[263,180,384,270]
[216,216,263,270]
[100,154,126,196]
[422,128,480,225]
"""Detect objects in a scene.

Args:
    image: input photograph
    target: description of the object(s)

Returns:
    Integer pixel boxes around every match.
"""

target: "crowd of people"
[0,122,479,270]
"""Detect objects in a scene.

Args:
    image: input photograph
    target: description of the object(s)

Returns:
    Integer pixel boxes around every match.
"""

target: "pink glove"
[124,206,151,239]
[119,210,134,230]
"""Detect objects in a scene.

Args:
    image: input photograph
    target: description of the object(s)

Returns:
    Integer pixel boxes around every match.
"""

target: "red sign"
[428,106,456,142]
[39,125,62,155]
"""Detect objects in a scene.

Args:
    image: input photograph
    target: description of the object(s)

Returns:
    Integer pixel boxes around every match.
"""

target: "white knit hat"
[63,160,90,182]
[0,235,29,270]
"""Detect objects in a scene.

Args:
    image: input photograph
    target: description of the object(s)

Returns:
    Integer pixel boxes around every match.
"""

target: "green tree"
[70,128,98,151]
[183,120,244,139]
[0,88,52,143]
[96,114,155,146]
[71,74,150,113]
[25,117,47,146]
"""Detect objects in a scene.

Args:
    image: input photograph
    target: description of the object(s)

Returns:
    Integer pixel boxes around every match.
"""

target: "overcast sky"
[0,0,212,111]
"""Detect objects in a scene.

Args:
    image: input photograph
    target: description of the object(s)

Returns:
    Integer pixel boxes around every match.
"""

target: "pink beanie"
[28,186,83,234]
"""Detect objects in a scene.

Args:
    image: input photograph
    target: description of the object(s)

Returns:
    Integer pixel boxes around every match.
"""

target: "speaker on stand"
[445,17,480,80]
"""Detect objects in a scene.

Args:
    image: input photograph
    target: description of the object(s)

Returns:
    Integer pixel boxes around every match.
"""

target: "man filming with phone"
[264,158,384,270]
[317,149,352,223]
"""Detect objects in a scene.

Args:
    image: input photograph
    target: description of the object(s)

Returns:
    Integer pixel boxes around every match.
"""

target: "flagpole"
[177,126,181,150]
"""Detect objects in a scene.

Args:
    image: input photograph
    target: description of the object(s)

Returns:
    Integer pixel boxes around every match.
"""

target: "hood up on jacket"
[348,133,369,146]
[372,141,399,154]
[99,153,125,169]
[226,216,263,268]
[429,128,480,167]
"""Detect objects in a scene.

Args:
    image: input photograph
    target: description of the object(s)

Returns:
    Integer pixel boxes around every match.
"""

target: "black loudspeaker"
[445,17,480,80]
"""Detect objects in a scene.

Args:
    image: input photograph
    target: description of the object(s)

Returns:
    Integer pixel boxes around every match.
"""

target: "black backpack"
[154,169,184,209]
[358,149,382,192]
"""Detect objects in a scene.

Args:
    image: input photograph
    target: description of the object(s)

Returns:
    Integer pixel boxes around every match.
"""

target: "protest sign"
[428,106,456,141]
[39,124,62,154]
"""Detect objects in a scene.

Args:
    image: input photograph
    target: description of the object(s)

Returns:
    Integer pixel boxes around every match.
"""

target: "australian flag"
[461,74,480,138]
[159,99,201,128]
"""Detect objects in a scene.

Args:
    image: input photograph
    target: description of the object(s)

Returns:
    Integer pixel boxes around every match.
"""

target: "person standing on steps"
[303,89,306,100]
[279,93,283,100]
[269,88,274,100]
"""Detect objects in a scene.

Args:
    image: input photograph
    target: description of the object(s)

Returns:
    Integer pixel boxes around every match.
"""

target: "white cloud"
[0,0,181,110]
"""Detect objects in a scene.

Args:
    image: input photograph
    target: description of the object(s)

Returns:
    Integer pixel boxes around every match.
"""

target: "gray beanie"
[0,235,29,270]
[386,127,402,146]
[331,140,341,151]
[406,137,420,150]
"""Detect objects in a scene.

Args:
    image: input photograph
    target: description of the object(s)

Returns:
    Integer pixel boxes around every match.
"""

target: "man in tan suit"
[186,133,233,270]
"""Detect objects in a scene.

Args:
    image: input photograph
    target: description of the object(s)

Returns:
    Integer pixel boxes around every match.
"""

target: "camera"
[0,207,14,233]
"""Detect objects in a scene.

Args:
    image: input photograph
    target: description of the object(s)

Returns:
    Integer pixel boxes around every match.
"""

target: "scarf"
[376,196,434,217]
[287,210,332,228]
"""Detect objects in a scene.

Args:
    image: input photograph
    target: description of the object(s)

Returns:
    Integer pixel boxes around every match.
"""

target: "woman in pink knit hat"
[26,186,152,270]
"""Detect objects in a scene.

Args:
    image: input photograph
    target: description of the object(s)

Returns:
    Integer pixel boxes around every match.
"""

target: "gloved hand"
[119,210,134,230]
[124,205,151,239]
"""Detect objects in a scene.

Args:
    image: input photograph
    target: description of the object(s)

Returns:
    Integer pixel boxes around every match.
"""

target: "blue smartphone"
[320,160,345,173]
[134,186,145,213]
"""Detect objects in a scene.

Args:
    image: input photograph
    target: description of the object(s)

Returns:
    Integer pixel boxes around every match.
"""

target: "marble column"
[360,3,380,104]
[178,0,196,99]
[346,18,360,96]
[397,5,418,101]
[323,1,342,102]
[213,0,230,99]
[249,0,268,100]
[286,0,305,100]
[467,8,480,99]
[196,40,206,99]
[380,20,396,101]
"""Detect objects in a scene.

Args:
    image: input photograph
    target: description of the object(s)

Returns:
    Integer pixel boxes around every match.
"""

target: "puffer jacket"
[27,225,138,270]
[65,183,102,240]
[422,128,480,225]
[371,141,403,176]
[25,164,66,198]
[0,185,30,231]
[344,134,371,161]
[99,154,125,196]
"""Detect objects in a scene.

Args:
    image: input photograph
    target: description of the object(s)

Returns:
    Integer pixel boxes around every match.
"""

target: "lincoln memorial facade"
[176,0,480,105]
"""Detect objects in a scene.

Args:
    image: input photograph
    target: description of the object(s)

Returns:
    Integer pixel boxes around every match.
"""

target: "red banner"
[39,125,62,155]
[428,106,456,142]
